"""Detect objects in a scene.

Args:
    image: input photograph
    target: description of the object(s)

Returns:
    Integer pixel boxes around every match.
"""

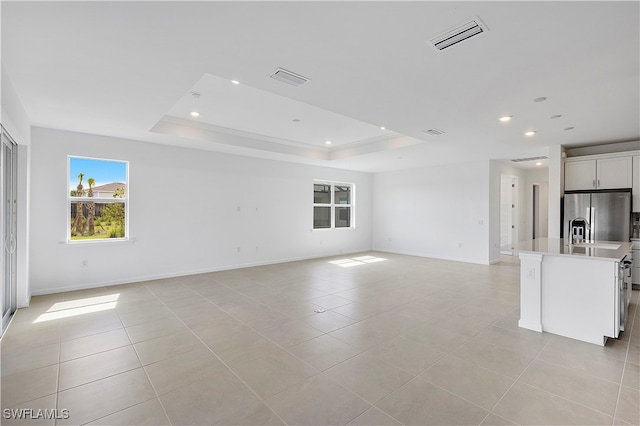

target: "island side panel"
[518,253,543,332]
[541,255,618,346]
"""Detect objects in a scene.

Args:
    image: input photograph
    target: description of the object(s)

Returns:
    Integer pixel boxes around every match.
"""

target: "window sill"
[311,227,356,231]
[59,237,137,246]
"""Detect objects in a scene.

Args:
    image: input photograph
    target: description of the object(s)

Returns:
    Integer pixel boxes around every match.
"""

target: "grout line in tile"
[147,289,288,426]
[372,375,487,425]
[517,380,618,424]
[416,374,493,415]
[56,353,143,393]
[477,327,552,426]
[116,294,176,426]
[80,396,167,426]
[613,295,638,424]
[532,347,627,387]
[54,330,61,426]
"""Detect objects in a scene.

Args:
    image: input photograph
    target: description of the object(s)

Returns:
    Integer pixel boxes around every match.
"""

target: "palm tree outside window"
[68,156,129,242]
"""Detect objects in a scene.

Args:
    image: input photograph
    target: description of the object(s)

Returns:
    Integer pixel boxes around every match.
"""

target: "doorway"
[500,174,519,251]
[1,126,18,336]
[532,182,549,240]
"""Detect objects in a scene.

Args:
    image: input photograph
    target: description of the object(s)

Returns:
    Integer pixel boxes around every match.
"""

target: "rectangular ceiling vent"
[268,68,310,87]
[421,128,445,136]
[511,156,548,163]
[429,17,488,51]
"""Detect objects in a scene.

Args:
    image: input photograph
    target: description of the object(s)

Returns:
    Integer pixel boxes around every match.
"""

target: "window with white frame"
[68,156,129,242]
[313,181,354,229]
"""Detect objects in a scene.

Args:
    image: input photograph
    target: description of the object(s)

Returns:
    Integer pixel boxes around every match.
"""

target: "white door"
[1,127,17,336]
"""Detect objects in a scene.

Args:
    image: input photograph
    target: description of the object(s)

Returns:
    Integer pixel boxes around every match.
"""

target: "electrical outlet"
[458,242,463,248]
[81,260,88,268]
[236,247,241,253]
[527,268,536,279]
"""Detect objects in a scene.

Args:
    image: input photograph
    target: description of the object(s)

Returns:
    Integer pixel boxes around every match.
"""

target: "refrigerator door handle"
[589,207,595,241]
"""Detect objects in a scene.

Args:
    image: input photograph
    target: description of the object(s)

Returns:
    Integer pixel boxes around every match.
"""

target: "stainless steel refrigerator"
[563,191,631,242]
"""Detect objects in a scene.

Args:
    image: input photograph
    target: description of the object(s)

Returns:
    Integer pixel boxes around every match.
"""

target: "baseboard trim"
[371,247,491,266]
[29,248,373,296]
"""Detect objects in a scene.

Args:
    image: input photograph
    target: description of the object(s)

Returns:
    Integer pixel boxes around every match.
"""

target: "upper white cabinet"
[565,156,633,191]
[565,160,596,191]
[597,157,633,189]
[633,156,639,211]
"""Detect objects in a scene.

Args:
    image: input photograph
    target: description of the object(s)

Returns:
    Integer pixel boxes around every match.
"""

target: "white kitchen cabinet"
[512,238,632,346]
[565,156,633,191]
[598,157,633,189]
[633,156,639,212]
[565,160,596,191]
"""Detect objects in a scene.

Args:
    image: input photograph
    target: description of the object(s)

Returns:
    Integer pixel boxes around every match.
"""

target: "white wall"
[522,168,549,241]
[548,145,564,238]
[29,128,373,294]
[372,161,491,264]
[1,65,31,308]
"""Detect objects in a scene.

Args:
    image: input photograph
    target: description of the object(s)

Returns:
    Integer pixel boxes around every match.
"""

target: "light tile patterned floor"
[1,252,638,425]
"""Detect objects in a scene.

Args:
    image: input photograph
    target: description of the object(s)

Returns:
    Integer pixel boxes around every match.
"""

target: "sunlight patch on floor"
[328,255,387,268]
[33,293,120,323]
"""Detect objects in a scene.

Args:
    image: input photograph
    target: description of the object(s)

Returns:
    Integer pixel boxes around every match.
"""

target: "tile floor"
[1,252,638,425]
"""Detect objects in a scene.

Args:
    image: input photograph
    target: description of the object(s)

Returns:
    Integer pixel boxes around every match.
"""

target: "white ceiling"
[2,1,638,173]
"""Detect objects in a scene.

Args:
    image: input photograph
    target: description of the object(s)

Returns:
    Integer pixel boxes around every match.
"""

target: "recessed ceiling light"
[550,114,562,119]
[524,130,536,136]
[499,115,513,122]
[190,111,200,117]
[564,126,575,131]
[535,162,542,166]
[325,140,332,145]
[380,126,386,130]
[231,80,240,85]
[533,97,547,102]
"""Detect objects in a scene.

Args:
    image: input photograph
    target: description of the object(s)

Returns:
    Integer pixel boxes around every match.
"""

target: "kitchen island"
[508,238,632,346]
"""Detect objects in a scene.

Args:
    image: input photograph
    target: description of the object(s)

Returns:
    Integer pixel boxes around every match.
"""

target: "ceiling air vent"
[268,68,310,87]
[511,156,548,163]
[428,17,488,51]
[421,128,445,136]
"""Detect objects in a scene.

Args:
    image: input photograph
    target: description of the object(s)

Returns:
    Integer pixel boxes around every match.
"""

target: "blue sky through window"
[69,157,127,190]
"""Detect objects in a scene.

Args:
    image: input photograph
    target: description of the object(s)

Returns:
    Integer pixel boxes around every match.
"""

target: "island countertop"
[506,238,631,261]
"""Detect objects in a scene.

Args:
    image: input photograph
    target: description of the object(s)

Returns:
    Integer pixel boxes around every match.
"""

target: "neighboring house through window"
[68,156,129,242]
[313,181,354,229]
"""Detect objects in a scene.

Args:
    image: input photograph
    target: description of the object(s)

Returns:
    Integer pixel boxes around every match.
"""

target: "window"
[313,181,354,229]
[68,156,128,242]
